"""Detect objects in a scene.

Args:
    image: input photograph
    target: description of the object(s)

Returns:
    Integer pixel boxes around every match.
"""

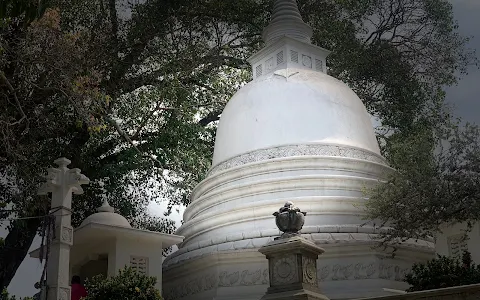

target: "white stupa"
[163,1,433,299]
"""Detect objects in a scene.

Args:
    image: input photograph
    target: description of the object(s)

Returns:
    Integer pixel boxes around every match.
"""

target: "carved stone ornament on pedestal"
[273,201,306,240]
[259,202,329,300]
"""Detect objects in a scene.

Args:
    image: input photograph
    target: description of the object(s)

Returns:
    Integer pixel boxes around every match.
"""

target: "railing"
[353,284,480,300]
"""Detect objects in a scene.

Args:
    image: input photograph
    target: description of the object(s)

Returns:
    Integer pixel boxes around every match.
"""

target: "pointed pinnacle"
[262,0,313,45]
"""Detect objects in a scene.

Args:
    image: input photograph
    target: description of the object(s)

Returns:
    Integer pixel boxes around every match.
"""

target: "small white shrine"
[30,200,183,291]
[30,158,183,298]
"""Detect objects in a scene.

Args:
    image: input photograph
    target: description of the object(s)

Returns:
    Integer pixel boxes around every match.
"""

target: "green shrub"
[84,267,163,300]
[0,289,33,300]
[405,251,480,291]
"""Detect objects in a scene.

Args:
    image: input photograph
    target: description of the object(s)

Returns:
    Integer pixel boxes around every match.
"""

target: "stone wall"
[353,284,480,300]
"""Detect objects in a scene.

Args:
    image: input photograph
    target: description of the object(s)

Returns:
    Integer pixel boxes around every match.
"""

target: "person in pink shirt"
[71,276,87,300]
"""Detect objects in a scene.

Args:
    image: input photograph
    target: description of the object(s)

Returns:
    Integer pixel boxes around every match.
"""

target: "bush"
[84,267,163,300]
[0,289,33,300]
[405,251,480,291]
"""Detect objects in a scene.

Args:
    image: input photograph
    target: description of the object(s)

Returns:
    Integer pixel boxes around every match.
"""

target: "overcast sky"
[445,0,480,125]
[3,1,480,297]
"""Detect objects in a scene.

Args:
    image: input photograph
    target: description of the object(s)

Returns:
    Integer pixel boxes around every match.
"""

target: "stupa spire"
[262,0,313,45]
[248,0,328,80]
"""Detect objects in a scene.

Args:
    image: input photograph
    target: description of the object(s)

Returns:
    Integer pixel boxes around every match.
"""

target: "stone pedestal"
[259,236,329,300]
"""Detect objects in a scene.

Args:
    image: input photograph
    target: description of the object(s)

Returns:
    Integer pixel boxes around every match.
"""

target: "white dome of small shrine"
[80,200,132,228]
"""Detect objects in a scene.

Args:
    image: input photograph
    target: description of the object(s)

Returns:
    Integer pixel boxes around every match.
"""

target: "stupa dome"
[212,68,381,167]
[163,1,433,299]
[80,200,132,228]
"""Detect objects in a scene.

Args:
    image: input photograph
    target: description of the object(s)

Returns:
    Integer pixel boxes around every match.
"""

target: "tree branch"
[104,115,164,169]
[0,72,28,129]
[198,110,221,127]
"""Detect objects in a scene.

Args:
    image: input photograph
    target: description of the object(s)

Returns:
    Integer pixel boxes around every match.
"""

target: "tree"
[0,0,259,289]
[365,120,480,244]
[303,0,477,248]
[1,289,32,300]
[0,0,51,25]
[84,267,163,300]
[303,0,474,134]
[0,0,475,290]
[405,251,480,291]
[0,6,95,288]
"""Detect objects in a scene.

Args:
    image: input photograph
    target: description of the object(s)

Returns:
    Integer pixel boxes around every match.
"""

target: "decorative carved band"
[163,268,268,300]
[209,144,386,175]
[164,228,433,269]
[163,261,410,300]
[319,262,410,282]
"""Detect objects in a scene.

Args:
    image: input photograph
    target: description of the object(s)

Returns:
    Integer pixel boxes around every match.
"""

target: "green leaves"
[0,0,50,26]
[307,0,475,134]
[405,251,480,291]
[365,121,480,243]
[84,267,163,300]
[0,289,33,300]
